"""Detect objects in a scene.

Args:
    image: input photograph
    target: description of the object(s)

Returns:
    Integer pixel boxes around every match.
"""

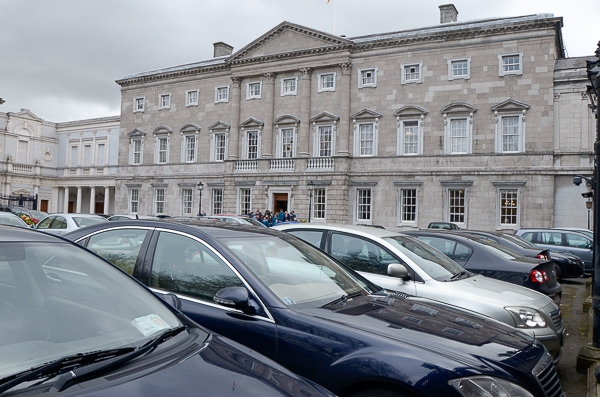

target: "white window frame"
[317,72,336,92]
[276,127,297,158]
[130,138,143,165]
[243,130,261,160]
[133,97,145,113]
[95,141,107,167]
[154,188,166,215]
[186,89,199,107]
[353,121,378,157]
[401,62,423,84]
[357,67,377,88]
[69,145,79,168]
[210,131,228,162]
[129,188,140,214]
[313,187,327,221]
[397,119,423,156]
[182,134,197,163]
[399,188,418,226]
[211,188,223,215]
[280,77,298,96]
[447,57,471,80]
[154,135,170,164]
[83,144,92,167]
[354,187,373,225]
[215,85,230,103]
[237,187,252,215]
[181,188,193,216]
[314,124,336,157]
[158,93,171,110]
[495,114,525,153]
[498,189,519,227]
[498,52,523,76]
[444,116,473,155]
[246,81,262,100]
[493,181,525,229]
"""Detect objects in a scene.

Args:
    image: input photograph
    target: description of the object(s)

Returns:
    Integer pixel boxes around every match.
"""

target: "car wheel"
[349,387,413,397]
[555,264,563,281]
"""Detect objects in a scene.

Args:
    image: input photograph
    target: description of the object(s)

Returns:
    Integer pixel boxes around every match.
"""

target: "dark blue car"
[66,220,565,397]
[0,225,333,397]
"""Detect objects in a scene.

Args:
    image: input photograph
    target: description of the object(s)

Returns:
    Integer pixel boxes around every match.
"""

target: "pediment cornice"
[394,105,429,118]
[274,114,301,125]
[351,108,383,120]
[127,128,147,137]
[441,102,478,114]
[208,121,231,131]
[180,123,201,134]
[491,99,531,112]
[239,118,264,129]
[310,111,340,123]
[152,125,174,135]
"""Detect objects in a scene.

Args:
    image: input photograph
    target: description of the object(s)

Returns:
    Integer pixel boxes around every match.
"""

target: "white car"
[273,222,565,363]
[36,213,108,236]
[0,212,29,228]
[108,214,159,221]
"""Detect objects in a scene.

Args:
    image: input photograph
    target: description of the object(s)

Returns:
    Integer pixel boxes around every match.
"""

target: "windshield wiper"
[328,291,363,305]
[0,326,186,394]
[449,270,471,281]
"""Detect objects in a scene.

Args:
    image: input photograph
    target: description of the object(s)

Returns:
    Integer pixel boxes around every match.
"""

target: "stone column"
[298,68,312,157]
[338,62,352,156]
[63,187,70,213]
[51,187,58,213]
[76,187,82,213]
[228,77,242,160]
[104,186,111,215]
[89,186,96,214]
[262,72,276,158]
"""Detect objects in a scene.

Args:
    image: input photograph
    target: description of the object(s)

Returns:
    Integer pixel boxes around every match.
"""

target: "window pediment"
[127,128,147,138]
[180,123,201,134]
[441,102,478,115]
[208,121,231,131]
[152,125,174,135]
[491,99,531,112]
[274,114,300,126]
[394,105,428,119]
[310,111,339,124]
[239,118,264,129]
[351,108,383,120]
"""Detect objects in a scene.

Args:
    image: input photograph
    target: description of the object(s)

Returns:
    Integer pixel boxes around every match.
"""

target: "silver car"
[36,213,108,236]
[274,223,565,363]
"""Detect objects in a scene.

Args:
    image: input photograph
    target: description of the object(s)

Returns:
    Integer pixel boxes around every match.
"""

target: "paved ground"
[556,278,589,396]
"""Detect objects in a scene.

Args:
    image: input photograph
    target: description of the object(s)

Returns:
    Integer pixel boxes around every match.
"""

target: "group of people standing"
[246,209,297,227]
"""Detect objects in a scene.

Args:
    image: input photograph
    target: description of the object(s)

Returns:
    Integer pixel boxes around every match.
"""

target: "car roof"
[518,228,592,237]
[46,213,107,218]
[0,224,69,243]
[273,222,401,239]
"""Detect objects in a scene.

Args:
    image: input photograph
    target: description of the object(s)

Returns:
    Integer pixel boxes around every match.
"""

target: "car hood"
[296,293,541,373]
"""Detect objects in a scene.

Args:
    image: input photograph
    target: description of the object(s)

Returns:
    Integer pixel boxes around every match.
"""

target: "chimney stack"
[439,4,458,24]
[213,42,233,58]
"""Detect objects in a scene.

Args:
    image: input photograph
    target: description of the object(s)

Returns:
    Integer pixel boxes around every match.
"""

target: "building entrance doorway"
[273,193,288,214]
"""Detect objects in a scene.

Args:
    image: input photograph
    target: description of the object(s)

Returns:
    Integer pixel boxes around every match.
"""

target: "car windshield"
[0,241,183,379]
[220,235,374,308]
[0,215,27,227]
[241,218,267,227]
[28,210,48,221]
[500,233,539,248]
[72,217,108,228]
[469,237,522,259]
[382,235,466,279]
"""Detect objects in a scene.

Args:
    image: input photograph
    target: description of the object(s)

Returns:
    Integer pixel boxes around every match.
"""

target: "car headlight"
[505,307,546,328]
[449,376,534,397]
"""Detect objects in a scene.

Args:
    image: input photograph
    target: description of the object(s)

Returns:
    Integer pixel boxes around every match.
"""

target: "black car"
[404,230,562,303]
[0,226,333,397]
[453,230,585,280]
[65,219,565,397]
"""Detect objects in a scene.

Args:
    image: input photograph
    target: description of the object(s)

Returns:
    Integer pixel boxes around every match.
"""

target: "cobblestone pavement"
[556,279,588,396]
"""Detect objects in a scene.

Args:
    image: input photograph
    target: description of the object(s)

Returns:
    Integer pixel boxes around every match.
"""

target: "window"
[330,233,396,274]
[399,120,421,155]
[96,143,106,166]
[498,52,523,76]
[186,90,199,107]
[281,77,298,96]
[159,94,171,110]
[499,189,518,226]
[246,81,262,100]
[356,188,372,222]
[313,188,326,220]
[130,189,139,213]
[133,97,145,113]
[246,131,259,159]
[498,115,522,153]
[155,136,169,164]
[318,72,336,92]
[182,189,193,215]
[130,139,142,165]
[278,128,295,158]
[358,123,375,156]
[184,135,197,162]
[215,85,229,103]
[450,119,468,154]
[358,67,377,88]
[447,58,470,80]
[239,188,252,215]
[87,229,149,275]
[70,146,78,167]
[448,189,466,224]
[83,145,91,167]
[318,126,333,157]
[400,189,417,223]
[213,133,227,161]
[155,189,165,215]
[565,233,592,249]
[401,63,423,84]
[212,188,223,215]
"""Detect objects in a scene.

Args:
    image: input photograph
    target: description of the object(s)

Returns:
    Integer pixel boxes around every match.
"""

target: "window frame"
[357,67,378,88]
[154,188,166,215]
[129,188,140,214]
[399,188,418,226]
[313,187,327,221]
[182,134,197,163]
[246,81,262,100]
[243,130,261,160]
[444,116,473,155]
[215,85,230,103]
[397,119,423,156]
[154,135,170,164]
[492,181,525,230]
[496,114,524,153]
[276,127,297,158]
[354,187,373,225]
[317,72,336,93]
[313,124,336,157]
[186,89,199,107]
[210,131,228,162]
[280,77,298,96]
[130,138,143,165]
[237,187,252,215]
[211,188,223,215]
[498,52,523,76]
[401,62,423,84]
[447,57,471,80]
[354,122,377,157]
[181,188,194,216]
[133,97,145,113]
[158,93,171,110]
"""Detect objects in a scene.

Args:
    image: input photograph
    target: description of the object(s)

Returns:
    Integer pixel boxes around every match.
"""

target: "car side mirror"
[161,293,182,311]
[214,286,257,315]
[387,263,408,279]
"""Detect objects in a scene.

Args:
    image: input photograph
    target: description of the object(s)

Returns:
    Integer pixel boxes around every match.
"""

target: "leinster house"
[1,4,596,231]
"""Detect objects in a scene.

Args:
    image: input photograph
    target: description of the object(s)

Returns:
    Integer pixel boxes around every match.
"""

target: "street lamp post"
[588,198,593,230]
[307,180,315,223]
[197,181,204,217]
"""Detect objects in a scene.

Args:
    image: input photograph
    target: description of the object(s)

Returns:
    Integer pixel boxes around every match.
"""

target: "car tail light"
[530,270,548,283]
[537,253,548,260]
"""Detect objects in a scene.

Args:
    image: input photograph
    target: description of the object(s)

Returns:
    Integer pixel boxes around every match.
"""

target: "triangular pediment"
[491,99,531,112]
[8,109,42,122]
[208,121,231,131]
[310,111,339,123]
[351,108,383,120]
[239,118,264,129]
[229,22,352,62]
[11,188,32,196]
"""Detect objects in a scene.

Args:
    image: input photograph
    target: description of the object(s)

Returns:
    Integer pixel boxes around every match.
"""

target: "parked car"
[553,227,593,239]
[0,206,48,225]
[35,213,108,236]
[64,219,565,397]
[0,225,333,397]
[516,228,593,273]
[273,223,565,362]
[453,230,585,280]
[0,212,29,228]
[108,214,159,221]
[206,215,267,227]
[427,221,459,230]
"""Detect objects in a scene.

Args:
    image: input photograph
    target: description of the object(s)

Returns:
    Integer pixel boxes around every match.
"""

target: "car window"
[565,233,591,249]
[538,232,563,246]
[519,232,534,243]
[330,233,397,275]
[286,230,325,249]
[72,217,107,228]
[150,231,244,302]
[86,229,149,275]
[51,217,67,229]
[36,217,54,229]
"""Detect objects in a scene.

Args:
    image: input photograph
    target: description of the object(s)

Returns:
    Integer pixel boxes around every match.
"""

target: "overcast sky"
[1,0,598,123]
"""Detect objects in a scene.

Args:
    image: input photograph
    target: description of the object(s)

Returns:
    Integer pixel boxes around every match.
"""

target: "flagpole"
[333,0,336,35]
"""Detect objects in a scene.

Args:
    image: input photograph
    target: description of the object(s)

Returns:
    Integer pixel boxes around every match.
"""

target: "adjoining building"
[1,4,595,231]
